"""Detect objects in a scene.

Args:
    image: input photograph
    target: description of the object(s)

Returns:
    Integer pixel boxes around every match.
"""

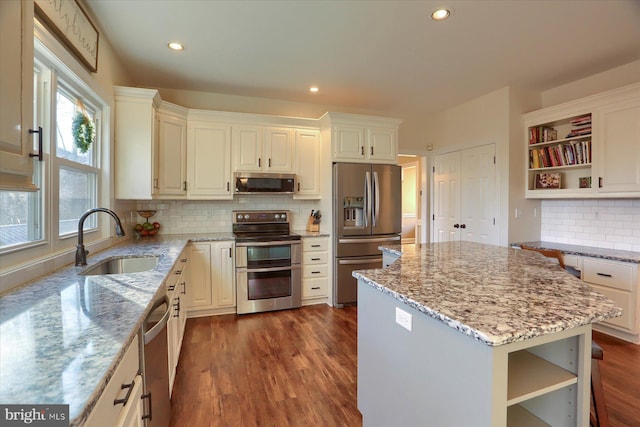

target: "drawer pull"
[114,379,135,406]
[312,271,321,274]
[311,257,321,261]
[168,284,176,292]
[311,286,321,290]
[174,270,182,275]
[311,244,321,248]
[596,272,613,278]
[142,392,153,421]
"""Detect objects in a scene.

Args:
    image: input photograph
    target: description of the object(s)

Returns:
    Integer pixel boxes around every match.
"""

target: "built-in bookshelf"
[525,113,593,195]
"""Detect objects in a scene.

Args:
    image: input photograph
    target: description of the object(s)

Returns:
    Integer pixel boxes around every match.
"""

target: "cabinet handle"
[311,244,320,248]
[370,146,374,156]
[183,181,187,191]
[181,258,188,263]
[311,286,321,290]
[360,146,364,156]
[297,182,300,192]
[28,127,43,161]
[153,178,159,189]
[258,158,261,168]
[311,271,321,274]
[174,270,182,275]
[174,297,180,317]
[227,181,230,192]
[596,272,613,278]
[460,224,466,229]
[229,247,232,258]
[141,392,153,421]
[311,257,321,261]
[168,284,176,291]
[268,158,271,167]
[181,281,186,295]
[599,177,603,188]
[113,379,135,406]
[453,224,460,228]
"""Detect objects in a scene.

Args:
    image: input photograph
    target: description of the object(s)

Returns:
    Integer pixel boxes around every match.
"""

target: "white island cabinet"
[356,242,621,427]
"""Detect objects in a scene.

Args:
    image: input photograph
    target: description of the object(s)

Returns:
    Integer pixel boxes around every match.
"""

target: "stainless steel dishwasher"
[140,296,171,427]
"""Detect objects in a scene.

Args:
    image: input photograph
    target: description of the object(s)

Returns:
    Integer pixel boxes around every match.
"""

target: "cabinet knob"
[453,224,460,228]
[460,224,466,229]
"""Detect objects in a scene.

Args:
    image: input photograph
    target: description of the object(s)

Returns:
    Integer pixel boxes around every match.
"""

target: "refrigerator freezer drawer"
[334,255,383,306]
[336,235,401,257]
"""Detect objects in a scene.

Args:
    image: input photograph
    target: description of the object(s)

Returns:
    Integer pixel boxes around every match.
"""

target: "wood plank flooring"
[170,306,640,427]
[170,305,360,427]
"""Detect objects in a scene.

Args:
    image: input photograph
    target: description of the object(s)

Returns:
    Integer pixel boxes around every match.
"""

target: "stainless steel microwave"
[234,173,297,195]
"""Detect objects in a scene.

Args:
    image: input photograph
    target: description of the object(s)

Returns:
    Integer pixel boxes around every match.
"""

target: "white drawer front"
[303,238,328,252]
[583,258,634,291]
[303,251,328,265]
[85,335,140,426]
[562,254,581,270]
[591,284,635,331]
[303,264,327,279]
[303,277,328,298]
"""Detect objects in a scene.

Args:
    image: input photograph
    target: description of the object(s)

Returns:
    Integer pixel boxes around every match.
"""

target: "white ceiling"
[84,0,640,118]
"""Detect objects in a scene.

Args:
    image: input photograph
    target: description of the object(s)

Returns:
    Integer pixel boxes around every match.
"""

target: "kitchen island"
[353,242,621,427]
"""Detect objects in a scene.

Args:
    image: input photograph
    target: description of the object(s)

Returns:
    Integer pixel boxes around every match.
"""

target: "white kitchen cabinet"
[85,335,142,427]
[294,129,321,199]
[156,108,187,198]
[581,257,639,343]
[523,82,640,199]
[301,237,329,303]
[187,122,233,199]
[114,87,161,199]
[0,0,38,191]
[232,125,294,172]
[167,254,188,396]
[187,241,236,317]
[596,98,640,193]
[325,113,401,164]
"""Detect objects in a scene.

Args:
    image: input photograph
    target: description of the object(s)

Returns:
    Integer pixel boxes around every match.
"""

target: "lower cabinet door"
[115,374,144,427]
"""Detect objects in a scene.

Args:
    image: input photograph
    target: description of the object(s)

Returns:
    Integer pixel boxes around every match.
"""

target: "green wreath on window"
[72,111,95,153]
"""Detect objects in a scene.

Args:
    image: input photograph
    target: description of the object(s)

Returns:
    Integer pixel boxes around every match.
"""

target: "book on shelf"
[566,113,592,138]
[529,125,558,144]
[570,114,591,125]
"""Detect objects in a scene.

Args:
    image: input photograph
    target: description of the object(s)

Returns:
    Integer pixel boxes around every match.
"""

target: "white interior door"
[460,144,496,244]
[432,151,460,242]
[432,145,496,244]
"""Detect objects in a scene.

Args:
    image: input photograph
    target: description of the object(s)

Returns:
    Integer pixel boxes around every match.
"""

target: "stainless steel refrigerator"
[333,163,401,306]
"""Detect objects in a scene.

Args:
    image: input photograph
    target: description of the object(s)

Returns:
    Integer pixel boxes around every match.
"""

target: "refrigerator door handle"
[338,236,401,244]
[338,257,382,265]
[364,171,371,227]
[373,171,380,227]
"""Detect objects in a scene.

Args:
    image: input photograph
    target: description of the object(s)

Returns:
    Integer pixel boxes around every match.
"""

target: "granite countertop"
[355,241,622,347]
[0,233,234,427]
[293,229,330,238]
[511,241,640,263]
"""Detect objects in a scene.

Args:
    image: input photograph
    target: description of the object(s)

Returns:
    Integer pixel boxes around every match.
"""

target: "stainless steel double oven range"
[233,210,301,314]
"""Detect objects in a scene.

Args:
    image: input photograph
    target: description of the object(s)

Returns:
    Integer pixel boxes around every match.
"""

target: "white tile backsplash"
[541,199,640,251]
[135,197,322,234]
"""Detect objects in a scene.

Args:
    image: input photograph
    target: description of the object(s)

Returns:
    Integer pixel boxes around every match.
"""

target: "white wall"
[540,199,640,252]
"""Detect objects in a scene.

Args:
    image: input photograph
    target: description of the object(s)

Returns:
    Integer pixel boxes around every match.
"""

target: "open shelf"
[507,350,577,406]
[507,405,550,427]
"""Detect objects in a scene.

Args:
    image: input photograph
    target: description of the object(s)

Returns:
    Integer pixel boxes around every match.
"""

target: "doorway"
[399,157,420,244]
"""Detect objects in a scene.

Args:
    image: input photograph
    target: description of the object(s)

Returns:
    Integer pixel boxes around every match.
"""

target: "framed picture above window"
[34,0,99,72]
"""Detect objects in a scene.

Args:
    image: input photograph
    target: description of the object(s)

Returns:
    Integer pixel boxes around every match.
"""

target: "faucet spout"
[76,208,126,266]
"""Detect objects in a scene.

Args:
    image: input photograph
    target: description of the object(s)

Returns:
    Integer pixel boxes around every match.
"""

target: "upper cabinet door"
[597,99,640,194]
[333,126,365,161]
[294,129,321,199]
[188,122,232,199]
[157,113,187,197]
[367,127,397,162]
[0,0,36,190]
[264,127,294,172]
[232,125,262,172]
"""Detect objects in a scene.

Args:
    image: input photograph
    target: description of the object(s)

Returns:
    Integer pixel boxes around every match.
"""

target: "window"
[0,43,105,254]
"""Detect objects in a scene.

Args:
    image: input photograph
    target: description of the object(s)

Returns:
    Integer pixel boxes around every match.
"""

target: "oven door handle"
[237,265,301,273]
[236,240,301,247]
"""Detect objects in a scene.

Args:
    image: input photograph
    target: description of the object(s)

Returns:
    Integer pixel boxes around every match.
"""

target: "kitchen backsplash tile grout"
[541,199,640,252]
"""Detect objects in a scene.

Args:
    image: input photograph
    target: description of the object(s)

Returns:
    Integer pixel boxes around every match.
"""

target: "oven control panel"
[233,210,290,224]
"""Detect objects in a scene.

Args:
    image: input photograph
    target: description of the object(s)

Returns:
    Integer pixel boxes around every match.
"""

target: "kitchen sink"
[80,255,159,276]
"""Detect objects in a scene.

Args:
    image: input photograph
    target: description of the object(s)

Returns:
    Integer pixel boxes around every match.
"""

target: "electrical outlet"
[395,307,412,331]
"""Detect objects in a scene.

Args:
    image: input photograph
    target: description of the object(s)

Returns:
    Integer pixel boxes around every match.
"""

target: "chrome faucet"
[75,208,126,266]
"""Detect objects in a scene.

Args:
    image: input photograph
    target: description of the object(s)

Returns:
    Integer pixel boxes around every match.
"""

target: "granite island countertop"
[511,241,640,263]
[354,241,622,347]
[0,233,234,427]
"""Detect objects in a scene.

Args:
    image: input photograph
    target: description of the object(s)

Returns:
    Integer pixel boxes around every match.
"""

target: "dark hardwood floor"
[170,306,640,427]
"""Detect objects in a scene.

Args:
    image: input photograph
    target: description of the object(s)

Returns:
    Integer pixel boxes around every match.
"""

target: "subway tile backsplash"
[541,199,640,252]
[135,197,322,235]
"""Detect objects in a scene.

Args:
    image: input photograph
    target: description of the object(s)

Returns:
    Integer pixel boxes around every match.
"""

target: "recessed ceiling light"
[168,42,184,51]
[431,8,451,21]
[309,86,319,93]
